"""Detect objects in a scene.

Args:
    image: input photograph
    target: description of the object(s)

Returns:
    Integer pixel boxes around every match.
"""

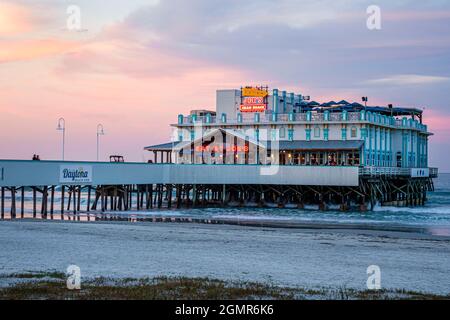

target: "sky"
[0,0,449,170]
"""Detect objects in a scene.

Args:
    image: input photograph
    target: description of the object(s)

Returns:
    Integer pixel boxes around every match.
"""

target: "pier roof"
[306,101,423,117]
[145,139,364,152]
[267,140,364,151]
[144,142,179,151]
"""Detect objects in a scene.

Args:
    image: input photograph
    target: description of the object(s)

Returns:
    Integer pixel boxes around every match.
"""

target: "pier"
[0,159,437,220]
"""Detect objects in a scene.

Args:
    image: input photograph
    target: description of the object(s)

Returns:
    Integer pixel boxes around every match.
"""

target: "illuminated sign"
[240,86,268,112]
[240,104,266,112]
[242,87,268,97]
[243,97,264,105]
[195,145,249,152]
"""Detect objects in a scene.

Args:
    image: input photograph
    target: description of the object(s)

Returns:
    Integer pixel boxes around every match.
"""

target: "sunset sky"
[0,0,449,170]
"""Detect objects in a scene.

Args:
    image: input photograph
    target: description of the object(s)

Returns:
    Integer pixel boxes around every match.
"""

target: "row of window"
[183,126,360,141]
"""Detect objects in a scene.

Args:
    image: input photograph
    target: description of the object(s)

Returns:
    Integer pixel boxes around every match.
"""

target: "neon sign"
[240,86,268,112]
[195,145,249,152]
[240,104,266,112]
[242,87,268,97]
[243,97,264,104]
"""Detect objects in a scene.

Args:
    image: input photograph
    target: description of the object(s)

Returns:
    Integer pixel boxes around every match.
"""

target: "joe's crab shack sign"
[240,86,268,113]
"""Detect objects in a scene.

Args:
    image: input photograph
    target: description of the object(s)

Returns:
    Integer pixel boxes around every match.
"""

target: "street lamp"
[362,96,368,108]
[56,118,66,160]
[96,124,105,161]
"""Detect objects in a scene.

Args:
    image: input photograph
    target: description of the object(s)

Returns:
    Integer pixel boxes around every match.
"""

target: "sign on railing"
[360,167,437,177]
[59,165,93,183]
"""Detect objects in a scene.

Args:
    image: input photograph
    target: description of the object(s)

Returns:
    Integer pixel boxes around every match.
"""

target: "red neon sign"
[243,97,264,105]
[195,145,249,152]
[240,104,266,112]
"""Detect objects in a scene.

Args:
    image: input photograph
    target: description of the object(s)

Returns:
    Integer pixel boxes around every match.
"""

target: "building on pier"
[139,86,437,210]
[145,86,431,170]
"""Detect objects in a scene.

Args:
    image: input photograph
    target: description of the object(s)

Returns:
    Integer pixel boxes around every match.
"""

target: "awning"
[145,139,364,152]
[144,142,181,151]
[266,140,364,151]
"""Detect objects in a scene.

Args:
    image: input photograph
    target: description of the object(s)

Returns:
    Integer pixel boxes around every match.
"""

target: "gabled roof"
[144,128,266,152]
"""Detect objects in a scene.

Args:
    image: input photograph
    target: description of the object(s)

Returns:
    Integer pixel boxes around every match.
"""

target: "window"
[305,129,311,141]
[279,127,286,138]
[288,129,294,141]
[351,126,357,138]
[314,126,321,138]
[271,129,277,140]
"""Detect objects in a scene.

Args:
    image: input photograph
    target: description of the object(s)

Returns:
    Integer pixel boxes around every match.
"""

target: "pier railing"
[359,167,438,178]
[0,160,437,189]
[0,161,437,216]
[429,167,439,178]
[0,160,360,187]
[178,111,428,132]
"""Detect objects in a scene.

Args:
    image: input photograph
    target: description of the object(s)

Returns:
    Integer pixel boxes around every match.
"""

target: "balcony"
[177,111,428,133]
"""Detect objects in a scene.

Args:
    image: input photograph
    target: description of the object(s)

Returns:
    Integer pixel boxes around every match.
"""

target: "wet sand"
[0,220,449,294]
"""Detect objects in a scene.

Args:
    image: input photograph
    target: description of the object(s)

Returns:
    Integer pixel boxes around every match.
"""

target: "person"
[32,154,36,160]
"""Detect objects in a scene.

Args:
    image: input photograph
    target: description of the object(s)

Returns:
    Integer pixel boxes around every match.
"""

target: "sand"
[0,220,449,294]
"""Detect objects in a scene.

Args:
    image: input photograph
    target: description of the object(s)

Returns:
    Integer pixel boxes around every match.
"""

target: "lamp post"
[56,118,66,160]
[362,96,368,108]
[96,124,105,161]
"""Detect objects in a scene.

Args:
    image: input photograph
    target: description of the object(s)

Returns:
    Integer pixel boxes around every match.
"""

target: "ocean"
[1,174,449,293]
[2,173,450,231]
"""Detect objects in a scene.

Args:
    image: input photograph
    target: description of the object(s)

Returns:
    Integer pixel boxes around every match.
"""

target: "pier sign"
[59,165,93,183]
[411,168,429,178]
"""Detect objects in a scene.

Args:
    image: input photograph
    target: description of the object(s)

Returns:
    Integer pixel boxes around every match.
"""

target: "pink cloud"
[0,17,252,161]
[0,39,81,63]
[422,110,450,142]
[0,2,32,35]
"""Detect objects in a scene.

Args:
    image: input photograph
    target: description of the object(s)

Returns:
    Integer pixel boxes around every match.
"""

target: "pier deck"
[0,160,437,217]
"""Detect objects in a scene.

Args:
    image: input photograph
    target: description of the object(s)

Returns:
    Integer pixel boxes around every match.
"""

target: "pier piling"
[0,175,437,221]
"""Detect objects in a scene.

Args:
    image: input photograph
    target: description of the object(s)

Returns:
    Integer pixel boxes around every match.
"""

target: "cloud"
[0,39,80,63]
[1,0,450,167]
[0,2,33,35]
[366,75,450,86]
[0,1,56,36]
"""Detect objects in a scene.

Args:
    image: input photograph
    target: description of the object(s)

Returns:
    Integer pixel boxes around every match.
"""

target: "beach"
[0,219,449,295]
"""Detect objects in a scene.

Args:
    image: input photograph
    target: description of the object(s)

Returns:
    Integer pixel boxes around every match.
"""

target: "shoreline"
[1,214,450,240]
[1,220,449,295]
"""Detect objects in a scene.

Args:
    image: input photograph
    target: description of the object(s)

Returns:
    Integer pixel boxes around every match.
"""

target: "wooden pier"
[0,160,438,220]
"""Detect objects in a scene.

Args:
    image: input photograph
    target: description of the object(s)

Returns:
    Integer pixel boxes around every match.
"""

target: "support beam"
[1,187,4,219]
